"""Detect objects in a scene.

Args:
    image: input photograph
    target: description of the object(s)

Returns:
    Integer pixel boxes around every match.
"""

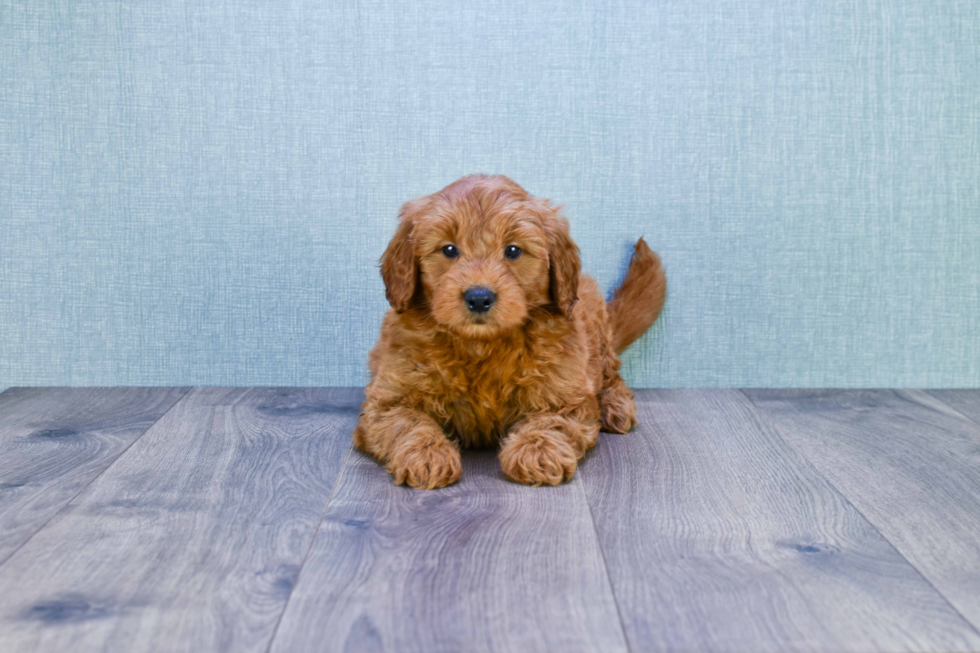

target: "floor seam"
[738,388,980,640]
[0,386,194,570]
[579,456,634,653]
[264,439,355,653]
[914,389,980,431]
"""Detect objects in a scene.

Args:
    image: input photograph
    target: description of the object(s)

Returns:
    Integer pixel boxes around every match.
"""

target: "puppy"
[353,175,666,488]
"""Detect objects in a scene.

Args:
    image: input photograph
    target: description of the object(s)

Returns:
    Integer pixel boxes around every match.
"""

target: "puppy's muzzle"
[463,286,496,314]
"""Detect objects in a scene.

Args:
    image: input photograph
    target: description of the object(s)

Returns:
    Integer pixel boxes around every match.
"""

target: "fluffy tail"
[606,238,666,354]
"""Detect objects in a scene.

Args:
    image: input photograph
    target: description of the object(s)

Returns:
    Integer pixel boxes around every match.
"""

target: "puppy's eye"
[504,245,522,259]
[442,244,459,259]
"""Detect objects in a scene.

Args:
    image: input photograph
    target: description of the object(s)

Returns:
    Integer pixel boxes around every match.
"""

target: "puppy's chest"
[412,328,580,446]
[435,359,532,445]
[446,370,518,442]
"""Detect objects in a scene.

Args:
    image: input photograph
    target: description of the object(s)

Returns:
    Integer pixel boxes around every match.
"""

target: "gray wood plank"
[744,389,980,634]
[926,389,980,426]
[583,389,980,653]
[0,387,189,565]
[269,448,628,653]
[0,387,359,653]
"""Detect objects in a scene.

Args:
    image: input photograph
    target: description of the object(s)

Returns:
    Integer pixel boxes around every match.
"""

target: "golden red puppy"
[354,175,666,488]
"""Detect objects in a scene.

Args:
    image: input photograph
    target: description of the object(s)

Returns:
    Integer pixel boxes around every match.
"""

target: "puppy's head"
[380,175,580,339]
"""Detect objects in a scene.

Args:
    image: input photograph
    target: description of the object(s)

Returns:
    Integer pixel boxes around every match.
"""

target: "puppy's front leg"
[354,405,461,490]
[499,412,600,486]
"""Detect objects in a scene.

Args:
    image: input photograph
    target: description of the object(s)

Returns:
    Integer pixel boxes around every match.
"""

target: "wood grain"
[744,389,980,633]
[0,387,358,653]
[0,387,189,564]
[925,389,980,426]
[583,389,980,653]
[269,448,628,653]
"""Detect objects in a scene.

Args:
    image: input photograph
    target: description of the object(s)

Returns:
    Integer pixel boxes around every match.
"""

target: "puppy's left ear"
[544,209,581,318]
[380,198,426,312]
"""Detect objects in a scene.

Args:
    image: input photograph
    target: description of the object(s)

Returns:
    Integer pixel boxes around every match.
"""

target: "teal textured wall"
[1,1,978,387]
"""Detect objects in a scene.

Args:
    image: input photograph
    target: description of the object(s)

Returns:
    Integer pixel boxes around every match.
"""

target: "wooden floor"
[0,389,979,652]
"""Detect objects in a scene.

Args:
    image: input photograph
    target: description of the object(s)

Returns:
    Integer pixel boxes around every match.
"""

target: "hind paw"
[600,385,637,433]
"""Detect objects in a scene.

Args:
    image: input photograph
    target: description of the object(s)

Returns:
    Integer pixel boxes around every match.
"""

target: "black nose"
[463,286,496,314]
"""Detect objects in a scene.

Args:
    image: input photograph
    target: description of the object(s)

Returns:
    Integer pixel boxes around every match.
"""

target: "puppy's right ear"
[380,198,426,312]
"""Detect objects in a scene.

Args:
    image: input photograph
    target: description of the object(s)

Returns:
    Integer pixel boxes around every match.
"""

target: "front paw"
[499,431,578,486]
[387,436,462,490]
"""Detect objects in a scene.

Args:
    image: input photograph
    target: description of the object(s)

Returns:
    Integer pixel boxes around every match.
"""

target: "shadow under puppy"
[354,175,666,489]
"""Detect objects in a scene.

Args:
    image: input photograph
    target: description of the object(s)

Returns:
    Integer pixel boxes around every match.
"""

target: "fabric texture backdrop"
[1,1,978,388]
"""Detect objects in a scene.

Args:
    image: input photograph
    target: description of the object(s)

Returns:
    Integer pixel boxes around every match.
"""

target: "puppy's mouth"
[453,313,509,339]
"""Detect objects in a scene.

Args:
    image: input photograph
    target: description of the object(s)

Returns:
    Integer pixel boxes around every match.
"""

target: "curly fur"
[354,174,666,488]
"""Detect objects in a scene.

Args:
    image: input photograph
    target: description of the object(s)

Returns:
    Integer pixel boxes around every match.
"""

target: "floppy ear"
[545,212,581,318]
[380,199,425,312]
